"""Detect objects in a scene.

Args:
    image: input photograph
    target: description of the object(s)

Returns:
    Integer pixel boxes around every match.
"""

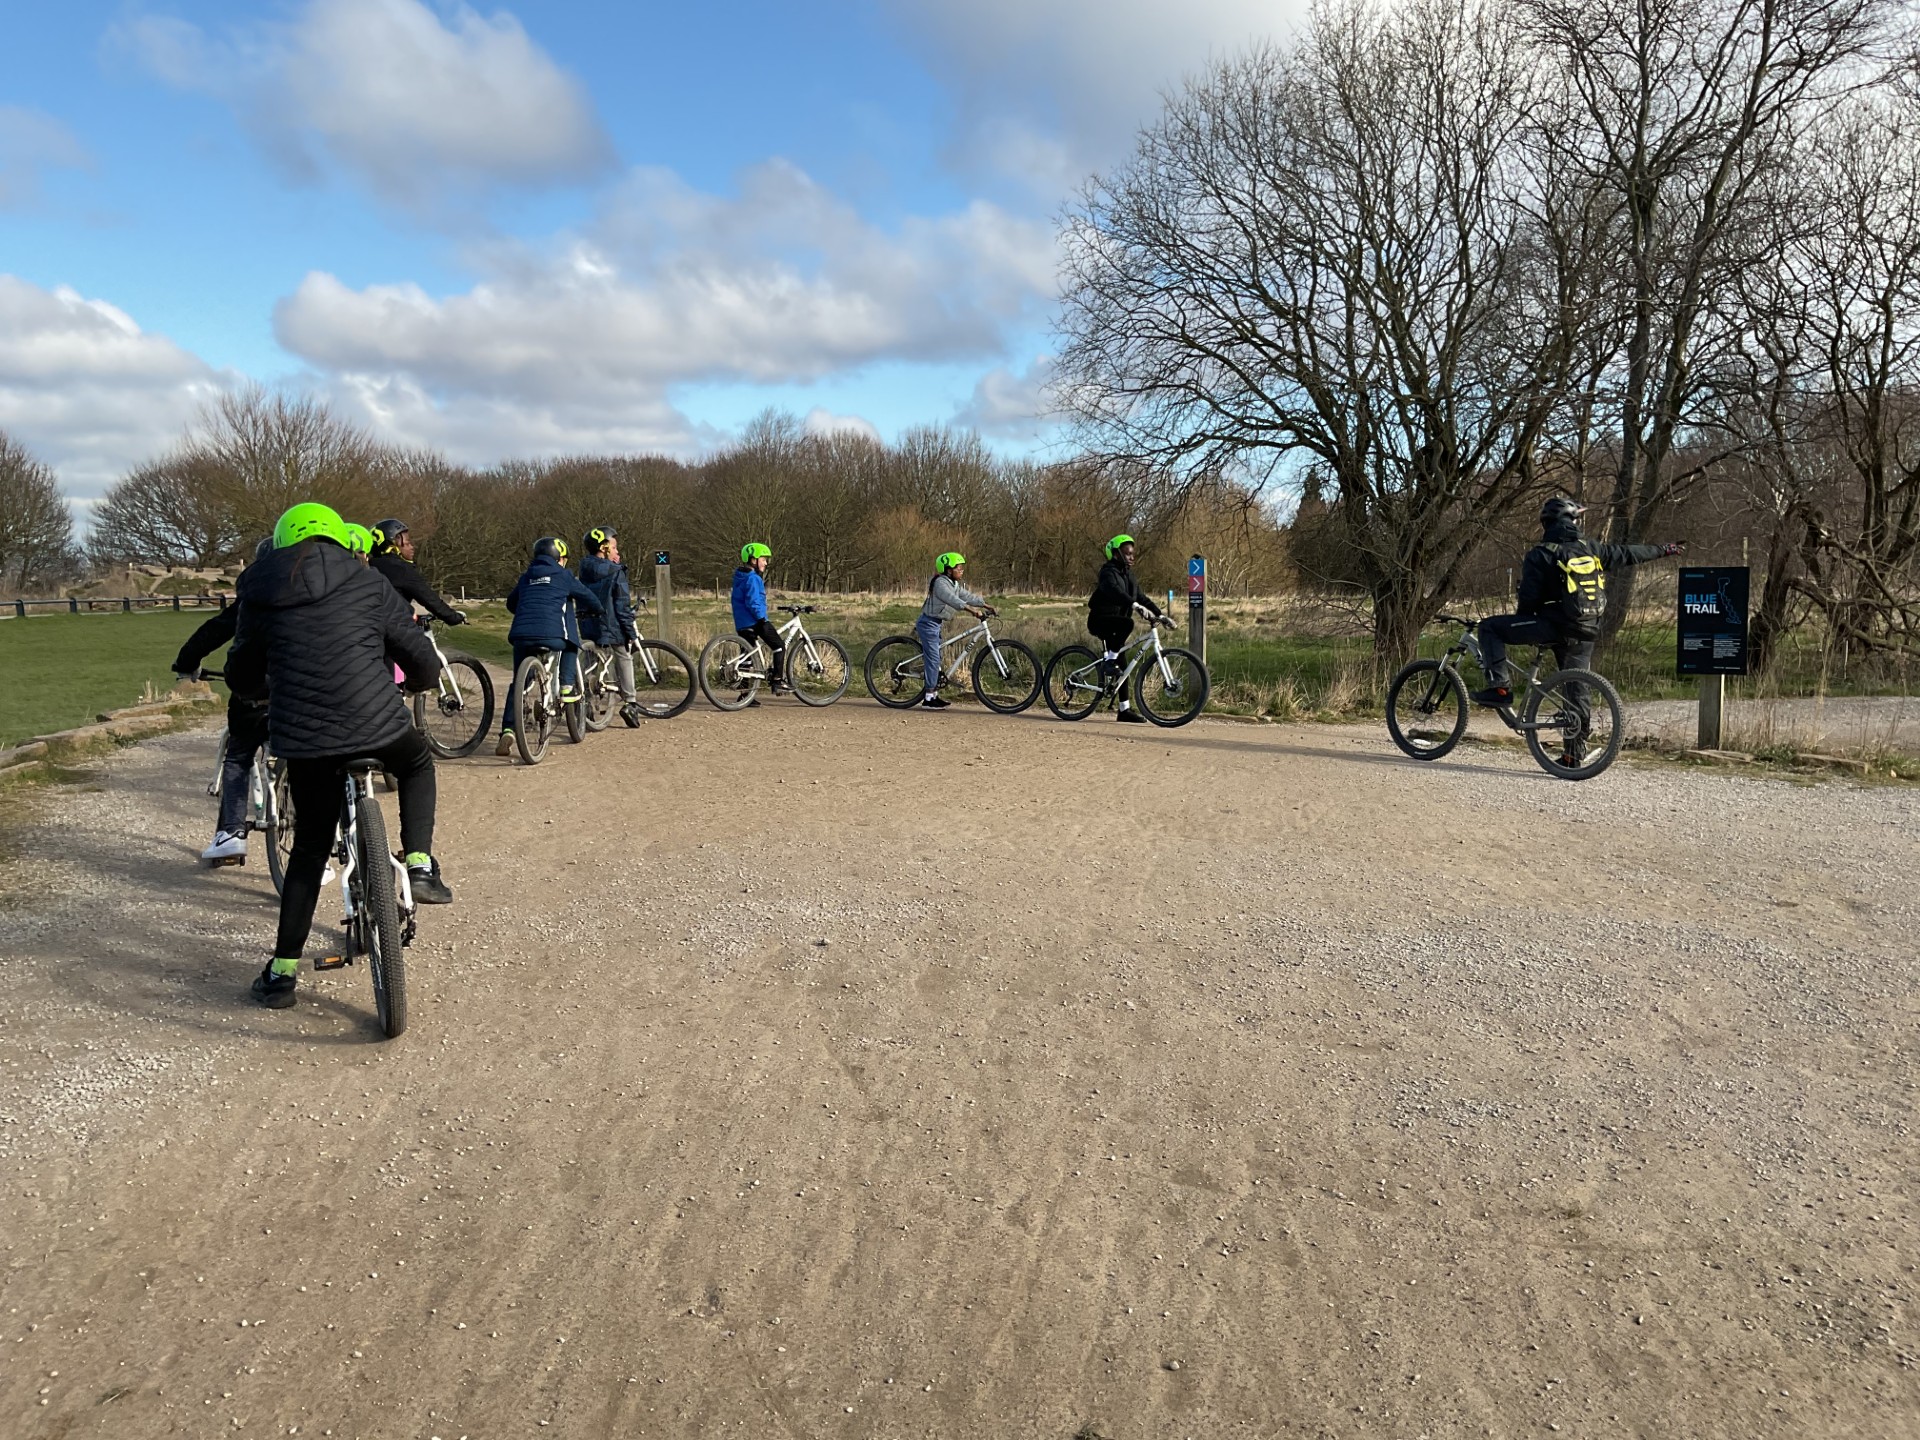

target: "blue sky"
[0,0,1299,505]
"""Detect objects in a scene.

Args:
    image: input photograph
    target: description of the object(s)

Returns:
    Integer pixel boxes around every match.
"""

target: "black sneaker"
[250,964,296,1009]
[769,681,790,697]
[409,862,453,905]
[1469,686,1512,708]
[620,701,642,728]
[920,694,951,709]
[1116,708,1147,724]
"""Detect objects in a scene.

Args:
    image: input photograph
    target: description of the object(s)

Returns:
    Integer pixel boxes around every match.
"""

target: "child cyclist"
[497,536,604,755]
[577,525,643,727]
[174,537,275,865]
[1087,534,1164,723]
[730,543,788,701]
[915,552,995,709]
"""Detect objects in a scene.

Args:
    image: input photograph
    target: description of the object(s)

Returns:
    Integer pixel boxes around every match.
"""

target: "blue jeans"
[915,615,944,695]
[504,643,578,731]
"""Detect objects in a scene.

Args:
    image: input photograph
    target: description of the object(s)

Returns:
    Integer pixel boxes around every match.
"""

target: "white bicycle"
[1042,605,1211,727]
[697,605,852,710]
[863,611,1042,713]
[200,671,293,894]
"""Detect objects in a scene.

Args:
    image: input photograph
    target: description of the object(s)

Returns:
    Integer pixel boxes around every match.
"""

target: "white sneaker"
[321,864,337,887]
[202,831,247,863]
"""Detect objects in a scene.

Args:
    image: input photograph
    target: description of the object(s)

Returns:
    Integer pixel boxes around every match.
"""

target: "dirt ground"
[1,702,1916,1440]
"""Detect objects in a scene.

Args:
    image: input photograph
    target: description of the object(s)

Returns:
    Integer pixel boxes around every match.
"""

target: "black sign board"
[654,550,670,566]
[1676,566,1749,676]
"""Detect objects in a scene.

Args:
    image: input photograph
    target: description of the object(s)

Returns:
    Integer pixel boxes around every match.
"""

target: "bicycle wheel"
[699,636,761,711]
[269,759,296,893]
[864,636,925,708]
[511,655,553,764]
[1385,659,1469,760]
[970,638,1041,714]
[564,679,587,744]
[353,794,407,1039]
[257,754,286,896]
[787,635,851,706]
[1043,645,1105,720]
[414,651,495,758]
[1134,646,1210,727]
[580,645,614,732]
[631,639,695,718]
[1524,667,1625,780]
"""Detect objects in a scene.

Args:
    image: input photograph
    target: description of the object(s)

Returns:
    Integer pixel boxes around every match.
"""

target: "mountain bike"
[864,611,1042,713]
[1042,607,1210,727]
[200,675,289,894]
[579,624,696,729]
[508,648,586,763]
[310,759,413,1038]
[410,617,494,759]
[1385,615,1625,780]
[697,606,852,711]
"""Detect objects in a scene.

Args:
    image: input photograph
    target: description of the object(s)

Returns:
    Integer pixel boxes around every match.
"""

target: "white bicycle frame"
[415,621,477,712]
[1058,605,1182,702]
[731,610,827,680]
[898,615,1019,690]
[333,770,415,936]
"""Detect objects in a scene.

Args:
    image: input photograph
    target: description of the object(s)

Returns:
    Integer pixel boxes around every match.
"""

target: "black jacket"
[577,553,637,646]
[1516,519,1665,636]
[1088,558,1161,624]
[369,551,464,626]
[173,605,268,719]
[227,540,441,760]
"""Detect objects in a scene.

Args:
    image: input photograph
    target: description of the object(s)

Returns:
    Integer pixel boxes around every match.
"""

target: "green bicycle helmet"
[741,542,772,565]
[1104,533,1136,560]
[274,502,349,550]
[936,551,966,574]
[343,523,375,556]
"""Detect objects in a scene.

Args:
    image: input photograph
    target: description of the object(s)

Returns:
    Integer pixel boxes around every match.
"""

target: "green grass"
[0,612,227,747]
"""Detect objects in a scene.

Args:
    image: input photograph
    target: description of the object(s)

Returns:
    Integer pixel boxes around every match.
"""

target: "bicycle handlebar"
[1434,614,1479,630]
[777,604,816,615]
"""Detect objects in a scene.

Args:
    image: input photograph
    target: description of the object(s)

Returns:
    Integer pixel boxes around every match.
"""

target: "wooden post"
[1698,674,1725,749]
[653,551,673,647]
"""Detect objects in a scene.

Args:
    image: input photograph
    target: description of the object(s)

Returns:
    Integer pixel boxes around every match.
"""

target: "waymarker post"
[653,550,674,647]
[1187,555,1207,664]
[1676,566,1749,749]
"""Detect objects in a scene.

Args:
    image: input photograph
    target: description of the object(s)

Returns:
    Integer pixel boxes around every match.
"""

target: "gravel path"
[1,706,1915,1439]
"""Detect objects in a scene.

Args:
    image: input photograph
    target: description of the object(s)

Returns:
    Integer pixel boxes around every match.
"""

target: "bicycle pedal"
[312,954,351,971]
[208,856,246,868]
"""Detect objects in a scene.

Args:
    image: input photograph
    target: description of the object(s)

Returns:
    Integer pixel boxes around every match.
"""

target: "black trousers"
[216,700,271,837]
[1089,616,1134,653]
[1478,615,1593,688]
[274,729,436,960]
[737,620,785,675]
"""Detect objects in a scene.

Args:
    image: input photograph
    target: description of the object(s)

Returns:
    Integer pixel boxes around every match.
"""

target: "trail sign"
[1676,567,1750,676]
[1187,554,1206,663]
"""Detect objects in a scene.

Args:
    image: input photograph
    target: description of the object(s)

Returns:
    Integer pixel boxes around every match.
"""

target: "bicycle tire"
[1385,659,1469,760]
[864,635,925,708]
[1134,645,1210,727]
[564,682,586,743]
[580,644,614,732]
[414,651,495,758]
[512,654,553,764]
[1524,667,1625,781]
[786,634,851,706]
[258,753,287,896]
[1043,645,1104,720]
[631,639,695,718]
[269,758,297,894]
[353,794,407,1038]
[969,637,1041,714]
[699,636,761,711]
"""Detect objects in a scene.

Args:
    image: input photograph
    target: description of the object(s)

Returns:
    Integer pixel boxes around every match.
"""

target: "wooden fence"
[1,594,233,618]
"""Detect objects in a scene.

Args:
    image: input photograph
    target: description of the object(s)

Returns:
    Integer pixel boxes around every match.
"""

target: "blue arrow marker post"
[653,549,673,648]
[1187,555,1207,665]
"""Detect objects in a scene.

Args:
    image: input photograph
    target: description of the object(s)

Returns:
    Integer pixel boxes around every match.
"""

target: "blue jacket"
[577,552,637,646]
[506,555,603,651]
[730,566,768,629]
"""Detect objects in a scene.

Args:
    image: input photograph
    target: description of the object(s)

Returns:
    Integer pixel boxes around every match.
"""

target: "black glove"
[626,638,640,654]
[450,610,467,625]
[174,668,201,683]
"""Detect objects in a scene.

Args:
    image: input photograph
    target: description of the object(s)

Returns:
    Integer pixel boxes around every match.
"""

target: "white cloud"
[955,354,1061,441]
[115,0,612,210]
[271,160,1057,443]
[802,407,883,443]
[0,277,231,504]
[0,106,92,209]
[880,0,1309,191]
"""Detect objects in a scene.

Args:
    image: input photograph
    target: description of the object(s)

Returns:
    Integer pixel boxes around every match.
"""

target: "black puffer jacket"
[369,551,464,626]
[1088,558,1162,624]
[227,540,441,760]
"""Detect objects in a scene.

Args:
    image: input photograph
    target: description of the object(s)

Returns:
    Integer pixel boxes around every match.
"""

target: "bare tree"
[0,432,75,591]
[86,452,246,569]
[1518,0,1899,634]
[1058,0,1603,655]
